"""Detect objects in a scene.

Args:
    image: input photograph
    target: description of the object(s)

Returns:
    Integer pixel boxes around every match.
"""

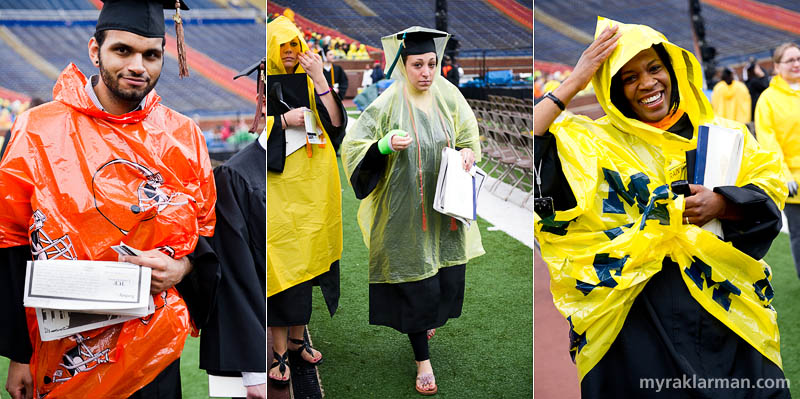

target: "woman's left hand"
[297,51,327,89]
[683,184,729,226]
[460,148,475,172]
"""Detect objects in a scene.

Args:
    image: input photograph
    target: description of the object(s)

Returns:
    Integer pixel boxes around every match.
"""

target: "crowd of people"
[269,10,373,61]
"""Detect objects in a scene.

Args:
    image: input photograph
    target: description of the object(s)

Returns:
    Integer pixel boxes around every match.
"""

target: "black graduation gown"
[534,115,790,398]
[198,141,266,375]
[349,143,466,334]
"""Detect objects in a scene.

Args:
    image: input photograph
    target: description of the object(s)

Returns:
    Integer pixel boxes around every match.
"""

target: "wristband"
[316,88,331,96]
[544,91,565,111]
[282,113,288,127]
[378,129,408,155]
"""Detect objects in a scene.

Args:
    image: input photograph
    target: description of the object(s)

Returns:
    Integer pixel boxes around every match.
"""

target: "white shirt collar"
[258,129,267,150]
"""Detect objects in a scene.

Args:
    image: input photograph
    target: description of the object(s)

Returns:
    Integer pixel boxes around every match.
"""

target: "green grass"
[764,233,800,396]
[307,159,533,398]
[0,336,207,399]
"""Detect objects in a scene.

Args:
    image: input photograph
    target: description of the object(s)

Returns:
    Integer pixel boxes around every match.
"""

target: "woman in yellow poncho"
[341,27,483,395]
[535,17,789,397]
[755,43,800,280]
[266,16,346,386]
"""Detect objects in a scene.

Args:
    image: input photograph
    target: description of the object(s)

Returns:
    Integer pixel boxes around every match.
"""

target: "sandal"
[415,372,438,396]
[268,350,290,386]
[289,337,323,365]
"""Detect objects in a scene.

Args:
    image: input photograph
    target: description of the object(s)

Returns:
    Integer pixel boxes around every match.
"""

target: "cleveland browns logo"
[91,159,194,235]
[29,210,77,260]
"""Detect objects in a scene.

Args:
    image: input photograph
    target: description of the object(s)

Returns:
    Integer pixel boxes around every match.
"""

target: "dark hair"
[721,68,733,84]
[610,43,680,120]
[94,29,166,49]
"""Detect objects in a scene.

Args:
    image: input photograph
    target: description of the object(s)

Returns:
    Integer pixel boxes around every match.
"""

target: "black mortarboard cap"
[398,31,446,56]
[97,0,190,38]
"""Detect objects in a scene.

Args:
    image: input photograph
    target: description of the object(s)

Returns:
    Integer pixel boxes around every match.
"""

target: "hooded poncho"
[755,74,800,204]
[0,63,216,398]
[710,79,751,124]
[341,26,484,284]
[266,16,344,297]
[535,17,787,381]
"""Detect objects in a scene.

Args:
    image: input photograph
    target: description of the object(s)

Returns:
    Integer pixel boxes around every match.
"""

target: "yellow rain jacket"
[535,17,787,381]
[266,16,343,296]
[711,80,751,124]
[755,75,800,203]
[341,26,484,284]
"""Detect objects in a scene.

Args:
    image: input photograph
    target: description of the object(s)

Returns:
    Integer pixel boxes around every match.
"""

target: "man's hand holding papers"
[119,249,192,295]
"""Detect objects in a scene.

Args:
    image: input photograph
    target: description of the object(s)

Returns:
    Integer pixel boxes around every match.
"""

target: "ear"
[88,37,100,67]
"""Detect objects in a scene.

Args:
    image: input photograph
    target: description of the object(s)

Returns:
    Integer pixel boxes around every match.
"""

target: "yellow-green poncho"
[535,17,787,381]
[341,27,484,284]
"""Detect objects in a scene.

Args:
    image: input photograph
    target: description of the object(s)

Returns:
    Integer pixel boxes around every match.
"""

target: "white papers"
[208,375,247,398]
[433,147,486,225]
[285,126,308,156]
[694,124,744,238]
[304,109,325,145]
[24,260,154,340]
[24,260,151,311]
[36,297,155,341]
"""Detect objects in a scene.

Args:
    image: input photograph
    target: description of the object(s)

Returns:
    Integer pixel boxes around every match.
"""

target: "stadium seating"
[184,21,266,72]
[272,0,532,55]
[0,0,92,9]
[0,38,56,100]
[5,23,254,116]
[533,23,585,65]
[534,0,800,66]
[756,0,800,14]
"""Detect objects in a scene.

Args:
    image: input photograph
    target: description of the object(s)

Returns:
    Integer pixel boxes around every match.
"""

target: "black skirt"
[267,261,340,327]
[581,258,789,399]
[369,264,466,334]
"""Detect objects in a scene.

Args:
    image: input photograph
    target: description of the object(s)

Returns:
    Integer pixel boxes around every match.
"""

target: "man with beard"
[0,1,219,398]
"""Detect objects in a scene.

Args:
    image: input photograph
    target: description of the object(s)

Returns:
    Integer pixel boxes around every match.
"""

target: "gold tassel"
[174,1,189,78]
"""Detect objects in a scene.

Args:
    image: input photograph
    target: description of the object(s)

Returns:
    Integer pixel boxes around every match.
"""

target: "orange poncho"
[0,64,216,398]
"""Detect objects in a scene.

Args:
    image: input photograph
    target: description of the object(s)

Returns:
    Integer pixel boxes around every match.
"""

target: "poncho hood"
[53,63,161,124]
[267,16,311,75]
[592,16,713,145]
[767,74,800,96]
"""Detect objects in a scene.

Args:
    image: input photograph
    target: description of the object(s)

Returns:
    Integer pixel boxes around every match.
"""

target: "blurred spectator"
[746,61,771,119]
[711,67,751,123]
[323,50,349,98]
[442,55,453,78]
[447,57,463,86]
[371,60,384,83]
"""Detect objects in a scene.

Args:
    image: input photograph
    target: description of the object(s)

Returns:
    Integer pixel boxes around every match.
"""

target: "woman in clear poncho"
[266,16,346,386]
[535,17,789,397]
[341,27,483,395]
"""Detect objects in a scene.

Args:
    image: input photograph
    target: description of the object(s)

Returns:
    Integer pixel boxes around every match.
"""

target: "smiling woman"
[534,16,789,398]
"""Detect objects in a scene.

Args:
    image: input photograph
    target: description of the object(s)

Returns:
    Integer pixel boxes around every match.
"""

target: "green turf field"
[305,159,534,397]
[764,232,800,396]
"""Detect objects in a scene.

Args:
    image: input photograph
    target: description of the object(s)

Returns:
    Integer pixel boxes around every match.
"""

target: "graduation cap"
[385,30,447,78]
[398,31,446,56]
[97,0,191,78]
[234,57,266,133]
